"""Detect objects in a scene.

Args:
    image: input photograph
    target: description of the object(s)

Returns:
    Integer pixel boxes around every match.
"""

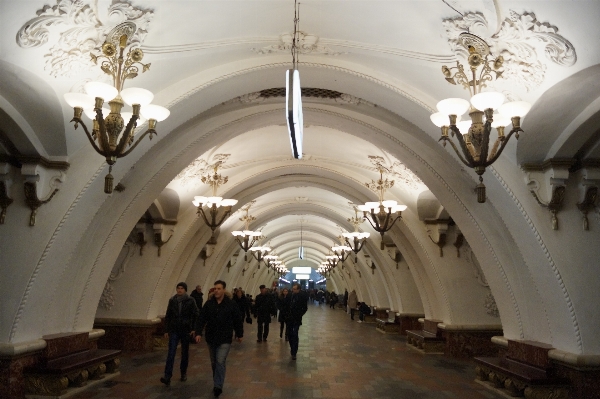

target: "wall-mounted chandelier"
[264,254,279,269]
[231,202,262,260]
[332,236,352,264]
[343,208,370,262]
[430,33,531,203]
[192,162,237,231]
[249,245,271,269]
[286,0,303,159]
[64,22,170,193]
[357,165,406,249]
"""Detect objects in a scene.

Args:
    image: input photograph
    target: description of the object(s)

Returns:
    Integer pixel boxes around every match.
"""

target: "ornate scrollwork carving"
[25,374,69,395]
[443,10,576,93]
[484,292,500,317]
[17,0,154,78]
[523,386,569,399]
[252,32,346,56]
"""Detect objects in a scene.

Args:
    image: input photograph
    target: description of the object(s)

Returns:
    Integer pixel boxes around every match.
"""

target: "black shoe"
[292,354,297,360]
[180,374,187,382]
[160,377,171,387]
[213,386,223,397]
[257,339,262,342]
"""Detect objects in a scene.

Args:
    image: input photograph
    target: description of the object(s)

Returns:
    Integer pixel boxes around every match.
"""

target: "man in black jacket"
[253,284,276,342]
[287,283,308,360]
[196,280,243,398]
[160,282,199,386]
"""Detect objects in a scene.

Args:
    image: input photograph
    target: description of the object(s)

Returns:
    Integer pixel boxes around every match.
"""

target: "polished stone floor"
[72,302,504,399]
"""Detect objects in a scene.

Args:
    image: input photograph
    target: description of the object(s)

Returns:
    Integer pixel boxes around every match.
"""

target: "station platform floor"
[72,301,504,399]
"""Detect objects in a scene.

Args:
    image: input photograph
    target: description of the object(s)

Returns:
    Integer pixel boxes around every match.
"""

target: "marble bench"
[24,333,120,396]
[406,319,445,353]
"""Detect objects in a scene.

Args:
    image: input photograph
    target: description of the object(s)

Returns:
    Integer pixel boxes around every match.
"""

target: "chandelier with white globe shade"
[63,22,170,193]
[431,32,531,203]
[192,162,237,231]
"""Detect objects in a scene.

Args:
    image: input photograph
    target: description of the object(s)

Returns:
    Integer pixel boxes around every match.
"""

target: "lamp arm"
[95,108,111,156]
[441,135,474,167]
[451,125,477,166]
[75,118,105,156]
[196,207,211,227]
[484,127,522,166]
[363,215,380,231]
[118,127,153,158]
[384,214,402,232]
[114,115,139,156]
[214,207,233,228]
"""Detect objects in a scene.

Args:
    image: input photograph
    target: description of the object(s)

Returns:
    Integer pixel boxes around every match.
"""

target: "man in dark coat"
[160,282,199,386]
[196,280,243,398]
[254,284,276,342]
[190,285,204,309]
[287,283,308,360]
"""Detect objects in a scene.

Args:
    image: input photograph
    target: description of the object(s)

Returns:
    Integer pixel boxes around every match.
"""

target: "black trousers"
[257,321,270,340]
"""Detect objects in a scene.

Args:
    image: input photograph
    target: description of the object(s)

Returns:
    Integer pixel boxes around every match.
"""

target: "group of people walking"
[160,281,308,397]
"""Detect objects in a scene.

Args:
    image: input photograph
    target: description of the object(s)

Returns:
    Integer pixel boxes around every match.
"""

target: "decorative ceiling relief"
[484,292,500,317]
[463,242,489,287]
[251,32,346,56]
[391,161,424,190]
[17,0,153,78]
[443,10,576,92]
[335,94,374,107]
[98,230,138,310]
[176,154,230,187]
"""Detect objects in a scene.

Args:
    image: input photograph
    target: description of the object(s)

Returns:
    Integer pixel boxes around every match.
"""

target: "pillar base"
[438,324,503,358]
[93,318,161,351]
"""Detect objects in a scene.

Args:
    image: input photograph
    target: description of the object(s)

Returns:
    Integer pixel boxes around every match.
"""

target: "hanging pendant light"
[231,202,262,260]
[286,0,303,159]
[192,162,237,231]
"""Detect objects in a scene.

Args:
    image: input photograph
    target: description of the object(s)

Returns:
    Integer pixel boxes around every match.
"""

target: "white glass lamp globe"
[499,101,532,118]
[84,82,118,101]
[436,98,470,116]
[470,92,505,111]
[141,104,170,122]
[120,87,154,106]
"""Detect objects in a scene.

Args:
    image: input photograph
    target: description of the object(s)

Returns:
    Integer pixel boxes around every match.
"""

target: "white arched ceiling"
[2,1,600,359]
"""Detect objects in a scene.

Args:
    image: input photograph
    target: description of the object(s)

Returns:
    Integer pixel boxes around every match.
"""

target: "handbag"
[245,316,252,324]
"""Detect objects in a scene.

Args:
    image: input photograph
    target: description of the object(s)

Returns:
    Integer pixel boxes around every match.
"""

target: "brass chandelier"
[357,165,406,249]
[192,162,238,231]
[231,202,262,260]
[249,245,272,269]
[64,22,170,193]
[342,208,370,262]
[331,236,352,264]
[430,33,531,203]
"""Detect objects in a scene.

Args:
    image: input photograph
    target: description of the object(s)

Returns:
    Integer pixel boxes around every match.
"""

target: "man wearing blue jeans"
[160,282,199,386]
[196,280,243,397]
[287,283,308,360]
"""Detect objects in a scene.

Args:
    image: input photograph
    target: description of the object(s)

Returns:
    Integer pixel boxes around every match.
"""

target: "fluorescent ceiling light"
[292,267,312,274]
[286,69,303,159]
[296,274,310,280]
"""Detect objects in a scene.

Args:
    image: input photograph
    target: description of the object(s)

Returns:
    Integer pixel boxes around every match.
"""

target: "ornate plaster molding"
[99,281,115,311]
[463,241,489,287]
[175,153,231,187]
[484,292,500,317]
[17,0,154,78]
[443,10,576,93]
[251,32,346,56]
